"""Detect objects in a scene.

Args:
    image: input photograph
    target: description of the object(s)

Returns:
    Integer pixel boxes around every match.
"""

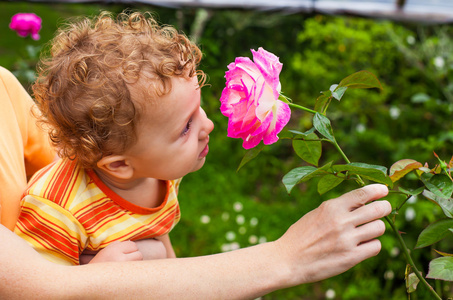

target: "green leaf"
[292,132,322,166]
[288,128,316,138]
[237,143,265,172]
[406,272,420,293]
[427,257,453,281]
[348,162,388,175]
[314,91,331,114]
[422,190,453,218]
[422,174,453,198]
[282,166,318,194]
[330,84,348,101]
[398,186,425,196]
[313,113,336,143]
[415,219,453,248]
[282,162,333,194]
[318,174,344,195]
[332,163,393,187]
[337,70,383,90]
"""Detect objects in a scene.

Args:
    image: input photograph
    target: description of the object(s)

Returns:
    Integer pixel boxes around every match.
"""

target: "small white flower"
[405,207,416,221]
[390,247,400,257]
[389,107,400,119]
[230,242,240,250]
[434,56,445,69]
[221,243,231,252]
[233,201,243,212]
[356,123,366,133]
[225,231,236,241]
[406,35,415,45]
[250,217,259,227]
[236,214,245,225]
[249,235,258,244]
[258,236,267,244]
[384,270,395,280]
[325,288,336,299]
[200,215,211,224]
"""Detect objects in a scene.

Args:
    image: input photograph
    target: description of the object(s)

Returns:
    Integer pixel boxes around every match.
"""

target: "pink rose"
[9,13,42,40]
[220,47,291,149]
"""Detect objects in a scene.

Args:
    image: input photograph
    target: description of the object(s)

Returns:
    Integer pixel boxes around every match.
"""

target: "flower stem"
[287,102,317,114]
[385,216,442,300]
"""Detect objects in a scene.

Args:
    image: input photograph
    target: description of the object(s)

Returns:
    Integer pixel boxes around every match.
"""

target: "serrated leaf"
[337,70,383,90]
[293,133,322,166]
[427,257,453,281]
[318,174,344,195]
[313,113,335,143]
[389,159,423,182]
[422,190,453,218]
[415,219,453,248]
[237,143,264,172]
[332,163,393,187]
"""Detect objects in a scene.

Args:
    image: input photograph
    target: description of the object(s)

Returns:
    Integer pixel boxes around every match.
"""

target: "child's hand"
[86,241,143,264]
[135,238,167,260]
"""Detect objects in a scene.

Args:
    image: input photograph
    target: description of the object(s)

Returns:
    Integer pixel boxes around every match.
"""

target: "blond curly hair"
[33,11,205,168]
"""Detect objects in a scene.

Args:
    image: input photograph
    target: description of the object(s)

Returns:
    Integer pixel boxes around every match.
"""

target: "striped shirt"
[14,158,181,265]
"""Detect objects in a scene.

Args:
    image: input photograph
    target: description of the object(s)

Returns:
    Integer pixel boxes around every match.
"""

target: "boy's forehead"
[135,76,195,125]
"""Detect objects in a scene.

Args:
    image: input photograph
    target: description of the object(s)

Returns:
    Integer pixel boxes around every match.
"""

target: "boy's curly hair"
[33,11,205,168]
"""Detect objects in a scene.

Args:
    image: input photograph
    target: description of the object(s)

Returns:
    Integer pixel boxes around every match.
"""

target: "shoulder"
[24,159,88,208]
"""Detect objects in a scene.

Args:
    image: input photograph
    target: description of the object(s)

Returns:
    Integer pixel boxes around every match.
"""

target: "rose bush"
[219,47,291,149]
[9,13,42,40]
[220,49,452,299]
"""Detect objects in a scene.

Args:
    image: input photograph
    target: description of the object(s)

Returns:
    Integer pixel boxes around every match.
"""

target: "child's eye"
[181,119,192,136]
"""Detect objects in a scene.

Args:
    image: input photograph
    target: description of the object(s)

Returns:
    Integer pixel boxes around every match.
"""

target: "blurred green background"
[2,1,453,299]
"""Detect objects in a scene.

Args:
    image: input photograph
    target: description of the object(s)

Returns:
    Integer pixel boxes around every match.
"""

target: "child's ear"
[96,155,133,180]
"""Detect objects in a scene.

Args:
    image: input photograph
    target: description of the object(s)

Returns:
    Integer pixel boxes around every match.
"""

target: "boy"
[14,11,214,265]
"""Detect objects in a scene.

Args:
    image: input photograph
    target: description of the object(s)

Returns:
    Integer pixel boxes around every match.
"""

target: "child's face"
[126,76,214,180]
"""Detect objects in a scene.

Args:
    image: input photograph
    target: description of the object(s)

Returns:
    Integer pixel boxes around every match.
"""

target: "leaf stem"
[385,216,442,300]
[287,102,317,114]
[396,195,411,213]
[330,140,366,186]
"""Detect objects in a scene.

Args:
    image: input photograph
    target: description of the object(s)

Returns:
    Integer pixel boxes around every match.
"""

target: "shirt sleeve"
[14,195,87,266]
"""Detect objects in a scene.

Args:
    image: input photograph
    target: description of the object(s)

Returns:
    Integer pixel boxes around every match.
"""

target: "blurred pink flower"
[9,13,42,40]
[220,47,291,149]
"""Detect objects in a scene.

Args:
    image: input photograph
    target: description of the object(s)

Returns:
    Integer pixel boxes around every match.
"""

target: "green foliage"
[2,2,453,298]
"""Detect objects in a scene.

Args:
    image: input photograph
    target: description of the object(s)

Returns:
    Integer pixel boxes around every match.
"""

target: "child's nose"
[199,108,214,140]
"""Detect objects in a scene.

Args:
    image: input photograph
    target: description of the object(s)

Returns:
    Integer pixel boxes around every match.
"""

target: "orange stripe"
[48,160,76,207]
[17,209,79,262]
[15,223,78,265]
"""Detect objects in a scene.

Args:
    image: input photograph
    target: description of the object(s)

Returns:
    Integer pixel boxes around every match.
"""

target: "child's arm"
[2,184,390,299]
[156,234,176,258]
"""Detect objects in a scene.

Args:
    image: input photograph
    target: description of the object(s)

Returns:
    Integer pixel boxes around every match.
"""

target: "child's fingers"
[112,240,139,254]
[125,250,143,261]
